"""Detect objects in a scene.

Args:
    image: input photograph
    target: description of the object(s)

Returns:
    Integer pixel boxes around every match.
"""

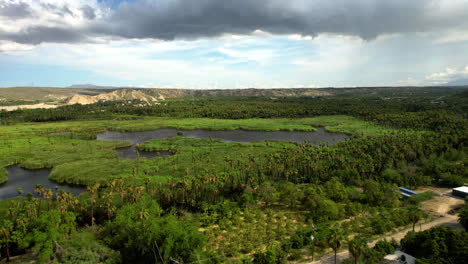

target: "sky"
[1,0,468,89]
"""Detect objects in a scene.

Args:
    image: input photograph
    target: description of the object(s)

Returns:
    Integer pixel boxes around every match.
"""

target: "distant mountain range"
[67,84,123,89]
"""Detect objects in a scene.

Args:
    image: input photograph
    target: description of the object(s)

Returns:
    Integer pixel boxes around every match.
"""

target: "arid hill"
[0,87,101,102]
[66,89,160,105]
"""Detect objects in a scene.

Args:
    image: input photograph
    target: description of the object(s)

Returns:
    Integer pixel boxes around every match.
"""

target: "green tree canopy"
[102,196,205,263]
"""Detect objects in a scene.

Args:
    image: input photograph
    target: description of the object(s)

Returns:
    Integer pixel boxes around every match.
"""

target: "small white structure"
[383,250,416,264]
[452,186,468,198]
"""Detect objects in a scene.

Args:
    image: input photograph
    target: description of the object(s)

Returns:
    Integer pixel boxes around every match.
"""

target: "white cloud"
[393,66,468,86]
[0,40,33,51]
[4,39,291,88]
[291,35,365,72]
[424,66,468,84]
[287,34,313,41]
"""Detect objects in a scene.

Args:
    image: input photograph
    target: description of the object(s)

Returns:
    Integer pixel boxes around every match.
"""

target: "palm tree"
[43,189,53,210]
[408,206,424,232]
[26,192,33,202]
[56,190,72,219]
[24,203,37,220]
[328,225,345,264]
[102,192,115,220]
[0,220,13,262]
[144,178,150,193]
[34,184,44,216]
[87,183,100,226]
[34,184,44,197]
[348,236,367,264]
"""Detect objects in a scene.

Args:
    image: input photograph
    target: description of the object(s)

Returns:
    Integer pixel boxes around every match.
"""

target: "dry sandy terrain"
[66,89,159,105]
[0,103,61,111]
[416,187,465,217]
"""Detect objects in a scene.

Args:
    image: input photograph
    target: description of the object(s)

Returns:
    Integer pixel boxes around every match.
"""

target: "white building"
[383,250,416,264]
[452,186,468,198]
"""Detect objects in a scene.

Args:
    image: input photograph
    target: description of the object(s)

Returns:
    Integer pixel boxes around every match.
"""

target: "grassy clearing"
[295,115,399,135]
[0,135,129,170]
[49,137,296,186]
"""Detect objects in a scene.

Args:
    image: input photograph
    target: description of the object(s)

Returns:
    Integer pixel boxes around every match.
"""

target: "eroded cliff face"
[66,89,159,105]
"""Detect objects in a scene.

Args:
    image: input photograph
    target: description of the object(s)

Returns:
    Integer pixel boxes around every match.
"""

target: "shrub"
[57,231,121,264]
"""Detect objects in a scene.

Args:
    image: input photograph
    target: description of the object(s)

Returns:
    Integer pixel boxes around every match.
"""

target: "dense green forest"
[0,87,467,263]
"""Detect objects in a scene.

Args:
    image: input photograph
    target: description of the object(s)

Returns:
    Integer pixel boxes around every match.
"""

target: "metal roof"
[453,186,468,193]
[400,187,418,195]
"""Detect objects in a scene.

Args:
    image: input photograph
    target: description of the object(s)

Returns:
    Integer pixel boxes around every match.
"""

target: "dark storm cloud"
[93,0,468,40]
[0,2,32,18]
[2,0,468,44]
[0,26,85,45]
[92,0,308,40]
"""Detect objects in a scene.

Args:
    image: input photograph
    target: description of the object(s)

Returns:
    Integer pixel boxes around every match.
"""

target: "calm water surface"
[97,127,349,145]
[0,166,85,199]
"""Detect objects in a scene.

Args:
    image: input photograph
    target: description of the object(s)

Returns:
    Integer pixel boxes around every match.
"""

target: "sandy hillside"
[67,89,159,105]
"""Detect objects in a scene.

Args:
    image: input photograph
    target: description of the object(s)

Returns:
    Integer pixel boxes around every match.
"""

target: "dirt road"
[305,214,461,264]
[302,188,465,264]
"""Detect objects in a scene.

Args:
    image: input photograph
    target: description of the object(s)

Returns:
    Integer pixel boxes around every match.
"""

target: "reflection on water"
[97,127,349,145]
[0,166,85,199]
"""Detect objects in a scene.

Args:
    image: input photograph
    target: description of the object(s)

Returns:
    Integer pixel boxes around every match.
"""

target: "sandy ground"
[0,103,61,111]
[416,187,465,217]
[303,188,465,264]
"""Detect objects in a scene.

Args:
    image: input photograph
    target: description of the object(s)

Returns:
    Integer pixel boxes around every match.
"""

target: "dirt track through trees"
[305,214,461,264]
[305,188,464,264]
